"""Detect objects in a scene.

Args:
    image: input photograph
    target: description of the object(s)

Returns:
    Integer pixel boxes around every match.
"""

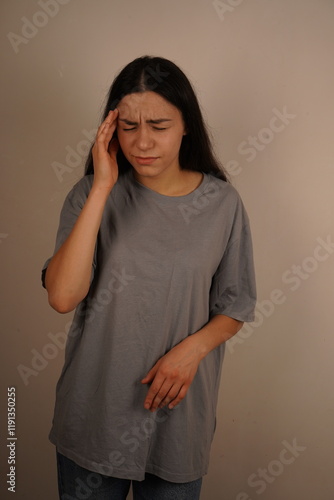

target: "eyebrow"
[118,118,172,125]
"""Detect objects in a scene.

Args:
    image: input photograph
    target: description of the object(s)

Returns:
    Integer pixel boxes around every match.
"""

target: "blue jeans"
[56,451,202,500]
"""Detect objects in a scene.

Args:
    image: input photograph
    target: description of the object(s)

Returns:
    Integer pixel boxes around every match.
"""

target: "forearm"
[185,314,244,360]
[142,314,244,411]
[45,185,111,313]
[45,110,119,313]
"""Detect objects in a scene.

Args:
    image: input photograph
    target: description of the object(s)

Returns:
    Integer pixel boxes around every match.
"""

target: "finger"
[145,379,175,412]
[100,109,119,129]
[97,111,118,139]
[96,110,119,143]
[141,364,158,385]
[168,385,188,410]
[158,384,182,409]
[96,111,112,136]
[108,137,119,161]
[144,377,168,411]
[144,384,164,410]
[93,129,116,158]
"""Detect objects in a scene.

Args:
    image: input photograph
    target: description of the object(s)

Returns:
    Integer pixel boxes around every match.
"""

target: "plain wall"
[1,0,333,498]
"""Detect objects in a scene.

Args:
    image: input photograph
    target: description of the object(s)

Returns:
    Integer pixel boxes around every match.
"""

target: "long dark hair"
[84,56,228,182]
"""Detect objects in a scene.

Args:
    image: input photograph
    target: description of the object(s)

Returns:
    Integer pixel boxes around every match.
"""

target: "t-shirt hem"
[144,463,206,483]
[50,433,206,483]
[211,309,256,323]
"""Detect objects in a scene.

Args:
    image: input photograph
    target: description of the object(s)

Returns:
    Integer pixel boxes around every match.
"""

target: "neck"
[132,168,203,197]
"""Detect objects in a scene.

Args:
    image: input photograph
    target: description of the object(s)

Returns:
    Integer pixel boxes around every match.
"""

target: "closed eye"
[122,126,168,131]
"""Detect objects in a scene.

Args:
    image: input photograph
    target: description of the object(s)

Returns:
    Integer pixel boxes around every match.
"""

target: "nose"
[136,126,154,151]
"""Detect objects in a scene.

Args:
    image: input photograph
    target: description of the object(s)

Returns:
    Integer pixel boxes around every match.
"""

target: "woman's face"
[116,91,186,181]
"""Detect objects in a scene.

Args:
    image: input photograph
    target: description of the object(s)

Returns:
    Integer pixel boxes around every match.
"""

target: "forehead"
[117,91,180,118]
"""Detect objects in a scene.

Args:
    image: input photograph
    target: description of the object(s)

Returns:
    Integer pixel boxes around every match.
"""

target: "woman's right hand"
[91,109,119,191]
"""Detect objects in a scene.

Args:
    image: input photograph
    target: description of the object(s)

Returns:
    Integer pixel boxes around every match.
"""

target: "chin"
[132,165,162,177]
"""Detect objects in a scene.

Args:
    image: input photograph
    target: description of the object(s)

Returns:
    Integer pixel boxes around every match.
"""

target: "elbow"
[236,320,244,331]
[47,291,79,314]
[45,270,86,313]
[236,321,244,334]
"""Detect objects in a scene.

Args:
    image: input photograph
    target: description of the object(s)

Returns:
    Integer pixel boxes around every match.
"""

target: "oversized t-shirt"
[42,169,256,483]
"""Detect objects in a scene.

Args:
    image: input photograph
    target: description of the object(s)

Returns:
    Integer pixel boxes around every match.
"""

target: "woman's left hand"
[141,337,203,412]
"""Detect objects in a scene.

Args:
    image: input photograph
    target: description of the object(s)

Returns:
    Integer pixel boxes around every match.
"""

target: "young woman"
[42,56,256,500]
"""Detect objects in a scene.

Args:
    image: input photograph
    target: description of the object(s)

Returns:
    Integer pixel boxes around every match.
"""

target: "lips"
[133,156,158,165]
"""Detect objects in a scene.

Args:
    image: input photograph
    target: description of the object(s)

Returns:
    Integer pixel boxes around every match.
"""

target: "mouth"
[133,156,158,165]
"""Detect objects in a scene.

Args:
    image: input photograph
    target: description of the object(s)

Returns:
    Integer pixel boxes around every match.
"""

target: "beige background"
[1,0,333,498]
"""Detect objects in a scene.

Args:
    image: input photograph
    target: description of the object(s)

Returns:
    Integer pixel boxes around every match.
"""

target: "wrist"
[90,182,114,199]
[187,316,244,360]
[181,332,211,362]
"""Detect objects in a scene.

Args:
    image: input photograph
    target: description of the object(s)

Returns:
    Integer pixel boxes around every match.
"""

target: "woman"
[42,56,256,500]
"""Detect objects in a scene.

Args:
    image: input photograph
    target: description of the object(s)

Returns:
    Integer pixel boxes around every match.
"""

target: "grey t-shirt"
[43,170,256,482]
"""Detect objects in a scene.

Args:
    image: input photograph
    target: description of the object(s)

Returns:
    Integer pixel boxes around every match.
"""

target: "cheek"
[165,132,184,152]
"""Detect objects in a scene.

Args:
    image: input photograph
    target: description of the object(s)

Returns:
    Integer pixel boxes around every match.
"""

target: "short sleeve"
[41,175,96,289]
[209,196,257,322]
